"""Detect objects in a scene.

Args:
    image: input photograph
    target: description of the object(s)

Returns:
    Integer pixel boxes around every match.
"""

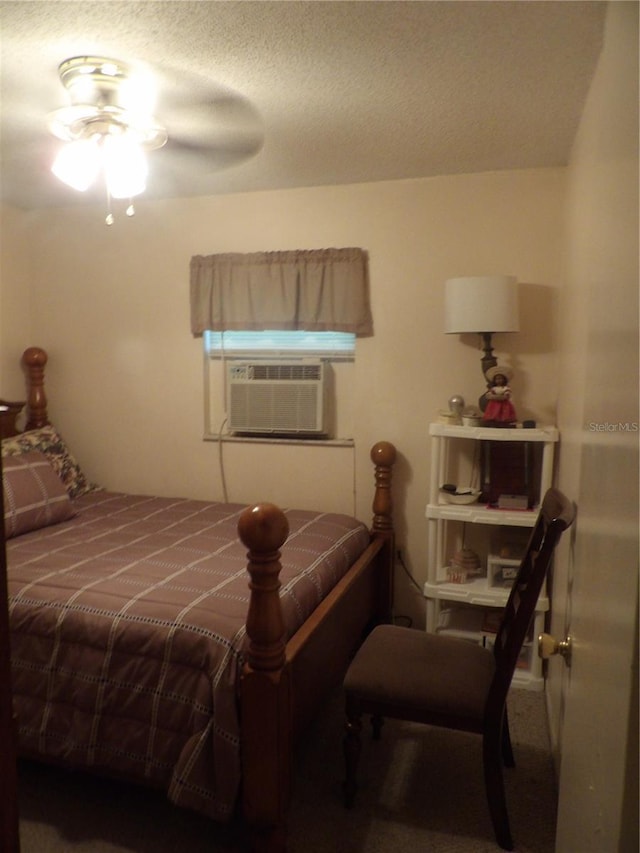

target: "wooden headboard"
[0,347,50,439]
[0,401,25,440]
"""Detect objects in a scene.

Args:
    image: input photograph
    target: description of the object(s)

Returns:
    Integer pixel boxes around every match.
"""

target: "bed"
[0,346,396,853]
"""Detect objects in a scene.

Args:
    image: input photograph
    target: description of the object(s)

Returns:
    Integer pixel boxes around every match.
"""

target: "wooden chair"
[343,487,575,851]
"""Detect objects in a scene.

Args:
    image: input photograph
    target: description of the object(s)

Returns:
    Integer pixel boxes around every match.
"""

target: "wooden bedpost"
[238,503,291,853]
[21,347,49,430]
[370,440,396,622]
[239,503,290,674]
[237,446,396,852]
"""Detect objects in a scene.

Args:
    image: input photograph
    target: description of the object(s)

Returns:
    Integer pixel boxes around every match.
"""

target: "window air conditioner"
[227,361,328,437]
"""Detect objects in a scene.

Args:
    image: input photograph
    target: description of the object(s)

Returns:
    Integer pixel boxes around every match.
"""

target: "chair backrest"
[490,488,576,699]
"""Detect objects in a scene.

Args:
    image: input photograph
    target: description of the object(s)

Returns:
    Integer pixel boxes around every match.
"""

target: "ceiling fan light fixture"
[51,137,101,192]
[103,134,147,199]
[48,56,167,221]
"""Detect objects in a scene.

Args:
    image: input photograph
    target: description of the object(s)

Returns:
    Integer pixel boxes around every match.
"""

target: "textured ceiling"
[0,1,606,210]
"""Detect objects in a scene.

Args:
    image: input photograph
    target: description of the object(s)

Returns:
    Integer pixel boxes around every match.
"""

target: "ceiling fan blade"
[165,101,263,164]
[152,65,264,167]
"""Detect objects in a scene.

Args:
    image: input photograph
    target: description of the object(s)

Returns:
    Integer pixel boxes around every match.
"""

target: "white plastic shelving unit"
[424,422,559,690]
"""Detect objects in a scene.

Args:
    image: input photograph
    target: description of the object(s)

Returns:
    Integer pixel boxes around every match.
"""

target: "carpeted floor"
[17,687,557,852]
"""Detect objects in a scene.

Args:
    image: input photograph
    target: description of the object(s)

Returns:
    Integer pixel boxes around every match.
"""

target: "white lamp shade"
[444,276,519,334]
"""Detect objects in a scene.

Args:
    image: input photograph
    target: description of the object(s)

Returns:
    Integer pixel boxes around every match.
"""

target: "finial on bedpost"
[21,347,49,430]
[238,503,290,673]
[370,441,396,533]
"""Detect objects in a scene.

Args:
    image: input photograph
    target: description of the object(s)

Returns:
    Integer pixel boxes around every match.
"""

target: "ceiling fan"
[48,56,264,223]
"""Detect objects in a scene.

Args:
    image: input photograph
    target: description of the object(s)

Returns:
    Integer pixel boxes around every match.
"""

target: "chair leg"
[501,708,515,768]
[483,726,514,851]
[343,711,362,808]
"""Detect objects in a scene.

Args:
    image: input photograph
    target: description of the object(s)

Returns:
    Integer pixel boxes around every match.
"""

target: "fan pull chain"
[104,192,135,224]
[105,187,114,226]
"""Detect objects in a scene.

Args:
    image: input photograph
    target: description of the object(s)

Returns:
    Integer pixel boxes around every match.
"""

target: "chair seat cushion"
[344,624,496,722]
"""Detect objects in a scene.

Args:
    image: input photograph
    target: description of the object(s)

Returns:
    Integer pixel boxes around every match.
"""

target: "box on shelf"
[488,557,520,588]
[480,441,541,507]
[488,526,530,587]
[437,604,501,639]
[437,605,484,638]
[481,608,502,633]
[497,494,529,510]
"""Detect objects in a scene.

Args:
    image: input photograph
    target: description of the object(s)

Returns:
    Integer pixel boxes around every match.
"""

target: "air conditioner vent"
[248,363,322,382]
[227,361,328,436]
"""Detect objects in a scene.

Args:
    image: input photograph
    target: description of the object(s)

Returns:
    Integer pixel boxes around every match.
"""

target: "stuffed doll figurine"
[482,365,517,426]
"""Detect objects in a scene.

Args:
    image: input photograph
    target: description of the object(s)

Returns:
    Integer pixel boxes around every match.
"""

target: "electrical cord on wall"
[216,333,230,503]
[397,547,422,592]
[351,441,357,518]
[217,415,229,503]
[391,548,422,629]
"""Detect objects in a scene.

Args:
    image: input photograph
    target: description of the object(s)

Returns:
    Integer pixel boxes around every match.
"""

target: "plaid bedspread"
[7,491,370,819]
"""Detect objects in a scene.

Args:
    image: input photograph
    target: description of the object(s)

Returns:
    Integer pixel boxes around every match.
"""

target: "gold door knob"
[538,632,572,665]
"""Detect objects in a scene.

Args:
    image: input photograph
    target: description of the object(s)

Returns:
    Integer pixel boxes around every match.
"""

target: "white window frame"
[204,329,356,361]
[203,330,356,444]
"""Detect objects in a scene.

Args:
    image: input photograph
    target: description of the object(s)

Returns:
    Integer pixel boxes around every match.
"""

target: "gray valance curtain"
[190,247,373,337]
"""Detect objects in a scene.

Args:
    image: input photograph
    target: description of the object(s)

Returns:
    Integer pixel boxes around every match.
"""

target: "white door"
[554,432,638,852]
[554,4,638,850]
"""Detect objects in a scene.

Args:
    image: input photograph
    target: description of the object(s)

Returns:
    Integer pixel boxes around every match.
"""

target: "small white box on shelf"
[488,555,521,588]
[488,526,529,587]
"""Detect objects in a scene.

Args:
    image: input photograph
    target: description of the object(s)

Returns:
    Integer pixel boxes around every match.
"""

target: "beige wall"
[550,2,638,848]
[1,168,565,625]
[0,204,33,401]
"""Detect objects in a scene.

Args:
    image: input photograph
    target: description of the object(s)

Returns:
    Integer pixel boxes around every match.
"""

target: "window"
[203,331,356,441]
[193,248,370,443]
[204,329,355,359]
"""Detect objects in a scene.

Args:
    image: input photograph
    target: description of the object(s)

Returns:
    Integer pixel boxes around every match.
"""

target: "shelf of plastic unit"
[425,503,539,527]
[423,578,549,611]
[428,423,559,442]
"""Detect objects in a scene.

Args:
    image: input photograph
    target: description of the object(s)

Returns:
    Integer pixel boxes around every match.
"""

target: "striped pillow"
[3,450,75,538]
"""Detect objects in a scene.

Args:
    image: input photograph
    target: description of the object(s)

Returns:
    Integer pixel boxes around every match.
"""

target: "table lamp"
[444,275,519,380]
